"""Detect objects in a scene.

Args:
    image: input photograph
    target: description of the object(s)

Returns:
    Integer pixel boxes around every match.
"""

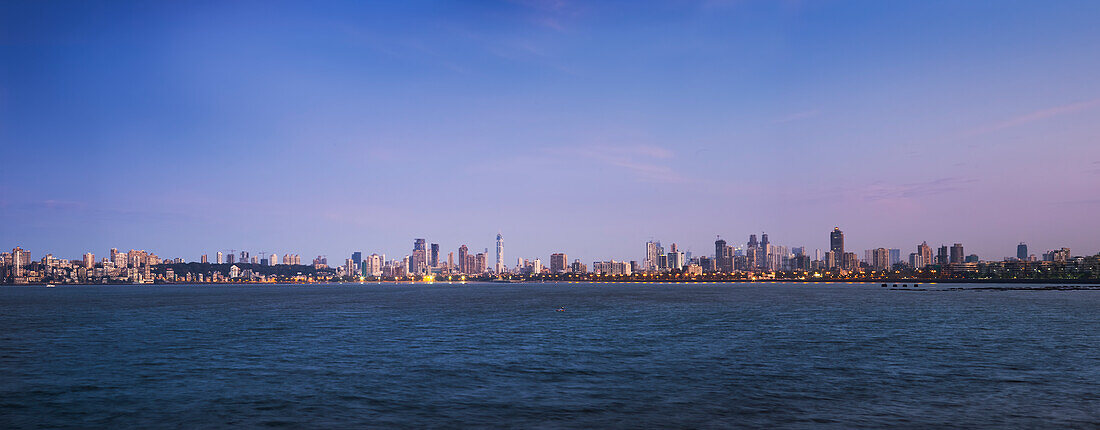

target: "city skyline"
[3,226,1087,271]
[3,1,1100,262]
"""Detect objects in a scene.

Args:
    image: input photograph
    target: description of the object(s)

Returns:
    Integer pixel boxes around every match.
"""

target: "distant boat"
[45,284,56,288]
[556,307,566,312]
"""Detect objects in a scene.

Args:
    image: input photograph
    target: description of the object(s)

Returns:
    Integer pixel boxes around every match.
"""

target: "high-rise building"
[936,245,949,265]
[430,243,440,268]
[458,245,469,273]
[830,227,845,256]
[872,248,890,270]
[352,251,362,267]
[550,253,567,273]
[917,242,932,269]
[1017,243,1028,260]
[646,241,661,272]
[227,253,236,264]
[475,253,488,274]
[83,253,95,269]
[950,243,964,264]
[714,237,734,272]
[269,253,278,265]
[495,233,504,273]
[364,254,382,277]
[412,239,427,274]
[667,251,685,270]
[908,252,924,268]
[216,252,224,264]
[570,259,587,274]
[200,254,208,264]
[11,247,24,278]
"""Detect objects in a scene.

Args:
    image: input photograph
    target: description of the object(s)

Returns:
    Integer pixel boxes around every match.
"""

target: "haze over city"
[2,1,1099,262]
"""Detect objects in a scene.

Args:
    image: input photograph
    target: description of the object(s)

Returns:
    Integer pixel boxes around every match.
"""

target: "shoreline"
[4,278,1099,287]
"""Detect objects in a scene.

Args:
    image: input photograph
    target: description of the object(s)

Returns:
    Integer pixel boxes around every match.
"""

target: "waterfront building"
[352,251,362,267]
[570,259,587,274]
[412,239,427,274]
[872,248,890,270]
[550,253,567,273]
[830,227,845,256]
[458,245,469,273]
[1017,243,1028,260]
[11,247,24,278]
[950,243,965,264]
[495,233,504,273]
[667,251,685,271]
[843,252,859,271]
[917,242,932,269]
[475,253,488,274]
[430,243,440,268]
[83,253,95,269]
[646,241,660,272]
[1044,248,1071,262]
[888,249,901,266]
[936,245,949,265]
[909,252,925,268]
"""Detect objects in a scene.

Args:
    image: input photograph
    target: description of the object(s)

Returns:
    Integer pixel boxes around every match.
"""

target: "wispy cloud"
[861,177,977,202]
[959,98,1100,138]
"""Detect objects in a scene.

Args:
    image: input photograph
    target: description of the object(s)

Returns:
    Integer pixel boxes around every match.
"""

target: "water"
[2,283,1099,428]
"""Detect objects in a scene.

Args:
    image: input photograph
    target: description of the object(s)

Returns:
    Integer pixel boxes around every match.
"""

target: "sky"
[2,0,1099,263]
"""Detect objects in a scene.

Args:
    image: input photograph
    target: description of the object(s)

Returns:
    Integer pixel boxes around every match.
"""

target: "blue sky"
[2,0,1099,263]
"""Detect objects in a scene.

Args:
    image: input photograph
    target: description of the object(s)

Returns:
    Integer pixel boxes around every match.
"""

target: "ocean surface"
[2,282,1099,428]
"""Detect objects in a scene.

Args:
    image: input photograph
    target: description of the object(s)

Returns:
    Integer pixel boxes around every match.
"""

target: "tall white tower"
[495,232,504,273]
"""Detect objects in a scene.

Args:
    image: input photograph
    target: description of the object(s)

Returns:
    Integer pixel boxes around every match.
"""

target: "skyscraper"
[646,241,660,272]
[216,252,224,264]
[872,248,889,270]
[83,253,95,269]
[950,243,964,264]
[412,239,427,274]
[352,251,362,267]
[200,254,208,264]
[550,253,567,273]
[917,242,932,269]
[495,233,504,273]
[430,243,440,268]
[830,227,844,256]
[11,247,24,278]
[1017,243,1028,260]
[458,244,468,274]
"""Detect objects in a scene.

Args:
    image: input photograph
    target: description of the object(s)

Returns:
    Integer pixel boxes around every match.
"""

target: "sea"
[2,282,1098,428]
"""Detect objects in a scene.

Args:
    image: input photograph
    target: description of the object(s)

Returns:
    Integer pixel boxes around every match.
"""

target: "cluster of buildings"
[3,227,1098,284]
